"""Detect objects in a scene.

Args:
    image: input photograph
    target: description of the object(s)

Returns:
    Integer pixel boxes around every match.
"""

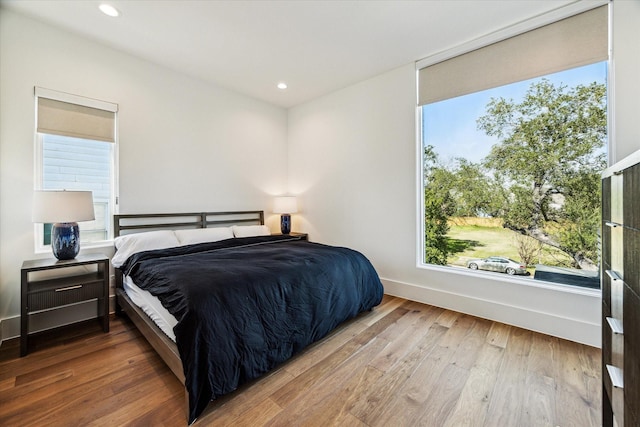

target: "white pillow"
[231,225,271,238]
[112,230,180,268]
[175,227,234,245]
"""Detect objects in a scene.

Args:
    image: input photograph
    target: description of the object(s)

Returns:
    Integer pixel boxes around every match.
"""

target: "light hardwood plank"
[485,320,512,348]
[286,365,384,427]
[554,338,601,427]
[520,332,559,426]
[369,304,443,372]
[269,339,371,409]
[350,322,449,422]
[365,315,479,426]
[222,396,282,427]
[483,326,534,426]
[442,343,505,427]
[197,365,295,425]
[266,335,391,426]
[359,294,406,326]
[434,307,461,328]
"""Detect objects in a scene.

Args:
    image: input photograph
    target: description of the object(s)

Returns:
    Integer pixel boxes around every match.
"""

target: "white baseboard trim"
[381,277,601,348]
[0,316,20,345]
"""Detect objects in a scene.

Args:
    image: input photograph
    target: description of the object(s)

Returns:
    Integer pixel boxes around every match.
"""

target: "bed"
[112,211,384,424]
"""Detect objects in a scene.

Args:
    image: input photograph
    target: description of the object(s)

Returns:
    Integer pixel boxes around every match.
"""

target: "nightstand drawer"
[28,279,105,311]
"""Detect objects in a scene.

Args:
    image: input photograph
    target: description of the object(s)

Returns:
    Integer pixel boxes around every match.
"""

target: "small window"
[38,134,114,245]
[34,88,118,249]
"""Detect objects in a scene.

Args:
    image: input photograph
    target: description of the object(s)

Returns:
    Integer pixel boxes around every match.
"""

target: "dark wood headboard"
[113,210,264,237]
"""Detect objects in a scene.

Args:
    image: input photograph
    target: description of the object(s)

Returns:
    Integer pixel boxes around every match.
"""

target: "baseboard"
[381,277,601,348]
[0,316,20,346]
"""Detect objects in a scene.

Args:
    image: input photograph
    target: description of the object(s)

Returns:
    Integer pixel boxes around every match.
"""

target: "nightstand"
[21,253,109,356]
[275,232,308,240]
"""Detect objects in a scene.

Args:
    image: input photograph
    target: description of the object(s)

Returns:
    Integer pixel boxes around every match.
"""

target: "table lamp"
[32,190,95,260]
[273,196,298,234]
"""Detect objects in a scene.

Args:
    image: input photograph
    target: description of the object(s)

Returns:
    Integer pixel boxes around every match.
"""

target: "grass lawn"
[446,221,574,274]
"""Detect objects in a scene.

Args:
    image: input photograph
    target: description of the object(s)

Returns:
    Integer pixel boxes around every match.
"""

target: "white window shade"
[35,87,118,142]
[418,5,608,106]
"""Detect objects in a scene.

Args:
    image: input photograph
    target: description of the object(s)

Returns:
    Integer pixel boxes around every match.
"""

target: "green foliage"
[476,79,606,268]
[423,78,606,270]
[446,159,504,217]
[501,185,536,231]
[423,145,453,265]
[424,189,451,265]
[556,170,602,263]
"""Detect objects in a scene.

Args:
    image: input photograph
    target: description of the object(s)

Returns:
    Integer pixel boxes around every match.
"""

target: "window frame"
[414,0,610,295]
[33,88,119,252]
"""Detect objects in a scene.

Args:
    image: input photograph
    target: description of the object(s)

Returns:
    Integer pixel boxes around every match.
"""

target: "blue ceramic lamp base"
[280,214,291,234]
[51,222,80,260]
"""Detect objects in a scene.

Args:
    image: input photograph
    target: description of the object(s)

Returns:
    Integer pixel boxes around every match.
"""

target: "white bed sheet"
[123,276,178,342]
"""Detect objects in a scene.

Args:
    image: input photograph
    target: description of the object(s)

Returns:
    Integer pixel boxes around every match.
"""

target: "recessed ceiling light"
[99,4,120,17]
[277,82,288,90]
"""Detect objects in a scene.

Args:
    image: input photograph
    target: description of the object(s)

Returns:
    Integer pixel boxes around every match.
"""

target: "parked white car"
[466,256,527,275]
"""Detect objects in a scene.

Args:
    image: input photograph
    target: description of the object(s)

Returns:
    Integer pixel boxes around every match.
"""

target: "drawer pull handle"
[604,221,620,228]
[55,285,83,292]
[605,270,622,281]
[606,365,624,389]
[606,317,624,335]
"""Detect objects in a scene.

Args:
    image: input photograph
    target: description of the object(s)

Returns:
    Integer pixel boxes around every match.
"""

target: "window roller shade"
[418,5,608,106]
[36,88,117,143]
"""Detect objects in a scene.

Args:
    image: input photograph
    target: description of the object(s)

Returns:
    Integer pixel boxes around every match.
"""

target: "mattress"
[123,275,177,342]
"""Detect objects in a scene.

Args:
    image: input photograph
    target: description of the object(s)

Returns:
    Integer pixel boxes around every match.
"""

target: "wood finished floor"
[0,295,601,426]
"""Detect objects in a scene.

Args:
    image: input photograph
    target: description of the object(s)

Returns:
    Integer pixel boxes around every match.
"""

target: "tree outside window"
[421,62,607,288]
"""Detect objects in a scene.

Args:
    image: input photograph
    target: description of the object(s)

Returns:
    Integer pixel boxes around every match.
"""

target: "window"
[417,6,608,289]
[34,88,118,249]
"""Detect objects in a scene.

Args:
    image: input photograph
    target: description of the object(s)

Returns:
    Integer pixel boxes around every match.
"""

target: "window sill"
[35,240,115,256]
[416,262,601,298]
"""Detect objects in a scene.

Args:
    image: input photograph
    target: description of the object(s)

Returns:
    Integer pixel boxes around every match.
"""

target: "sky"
[422,61,608,166]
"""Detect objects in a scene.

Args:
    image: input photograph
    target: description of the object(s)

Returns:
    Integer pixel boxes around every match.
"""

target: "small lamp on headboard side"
[32,190,95,260]
[273,196,298,235]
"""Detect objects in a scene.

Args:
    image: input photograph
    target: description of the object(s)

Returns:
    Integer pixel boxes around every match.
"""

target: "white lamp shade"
[273,196,298,214]
[32,190,95,223]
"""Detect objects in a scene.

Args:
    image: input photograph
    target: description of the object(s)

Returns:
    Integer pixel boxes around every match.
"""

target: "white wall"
[288,0,640,348]
[0,9,288,339]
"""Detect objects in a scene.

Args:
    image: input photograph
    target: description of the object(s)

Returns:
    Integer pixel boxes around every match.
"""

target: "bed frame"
[113,211,265,421]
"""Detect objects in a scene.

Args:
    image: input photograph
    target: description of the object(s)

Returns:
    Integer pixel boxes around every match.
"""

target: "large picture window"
[418,6,608,289]
[34,88,118,249]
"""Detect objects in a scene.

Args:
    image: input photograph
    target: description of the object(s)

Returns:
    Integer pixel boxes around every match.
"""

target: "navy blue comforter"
[120,235,384,423]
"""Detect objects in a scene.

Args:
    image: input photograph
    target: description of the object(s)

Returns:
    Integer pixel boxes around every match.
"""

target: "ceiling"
[1,0,578,109]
